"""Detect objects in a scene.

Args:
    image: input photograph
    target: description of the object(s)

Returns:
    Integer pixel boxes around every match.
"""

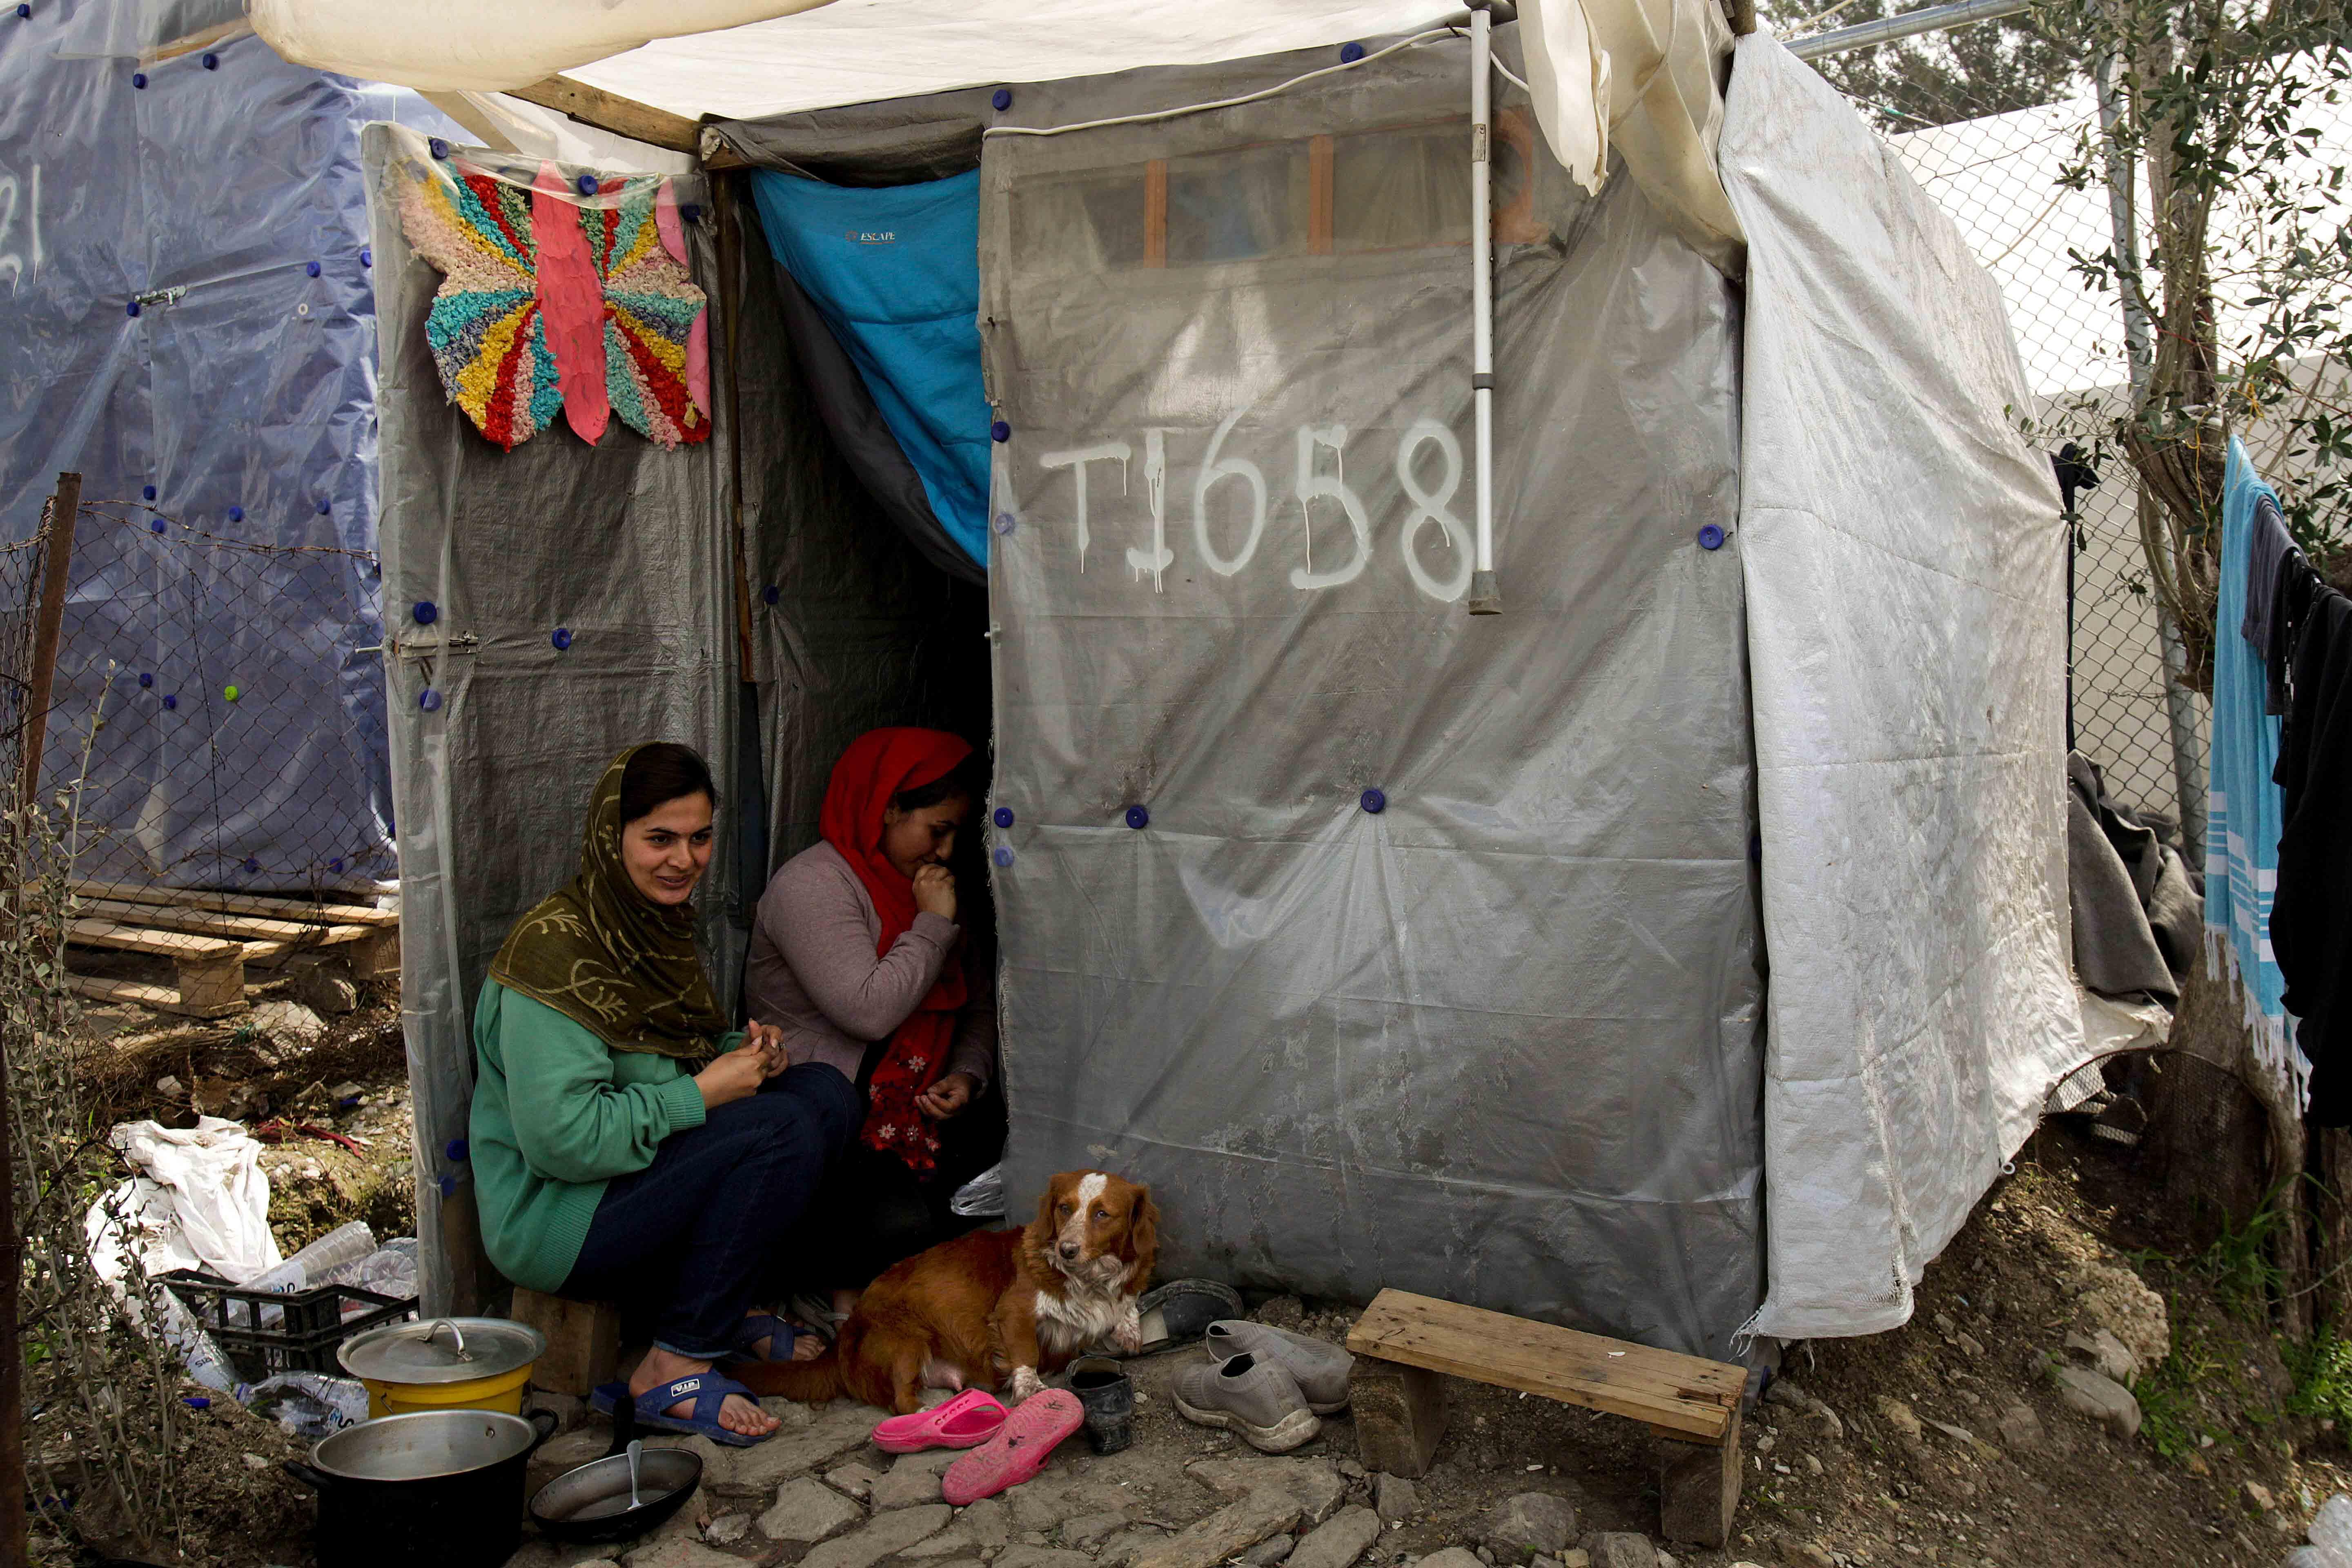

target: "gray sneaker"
[1171,1351,1322,1453]
[1204,1321,1353,1414]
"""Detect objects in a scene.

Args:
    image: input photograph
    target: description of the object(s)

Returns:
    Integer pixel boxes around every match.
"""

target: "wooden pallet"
[66,882,400,1018]
[1346,1289,1750,1547]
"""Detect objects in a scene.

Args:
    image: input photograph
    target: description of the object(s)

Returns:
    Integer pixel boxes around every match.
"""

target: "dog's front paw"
[1010,1365,1045,1401]
[1115,1306,1143,1354]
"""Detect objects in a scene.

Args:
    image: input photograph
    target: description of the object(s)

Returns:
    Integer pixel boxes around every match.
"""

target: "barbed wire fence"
[1796,9,2210,844]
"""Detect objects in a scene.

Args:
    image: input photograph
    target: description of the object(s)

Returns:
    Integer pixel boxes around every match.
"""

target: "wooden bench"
[1346,1289,1751,1548]
[512,1287,622,1397]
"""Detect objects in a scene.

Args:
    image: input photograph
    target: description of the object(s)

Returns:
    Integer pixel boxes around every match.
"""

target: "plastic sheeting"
[748,169,991,570]
[364,125,743,1313]
[977,33,1765,1359]
[1719,35,2083,1343]
[0,24,454,891]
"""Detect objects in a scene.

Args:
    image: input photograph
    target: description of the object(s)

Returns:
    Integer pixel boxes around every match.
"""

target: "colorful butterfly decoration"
[397,154,712,451]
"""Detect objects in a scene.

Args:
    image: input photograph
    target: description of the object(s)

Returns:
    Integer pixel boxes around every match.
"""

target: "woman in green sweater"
[470,743,860,1446]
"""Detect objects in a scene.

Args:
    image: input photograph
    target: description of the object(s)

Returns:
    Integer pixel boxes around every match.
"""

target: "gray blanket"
[2068,752,2201,1002]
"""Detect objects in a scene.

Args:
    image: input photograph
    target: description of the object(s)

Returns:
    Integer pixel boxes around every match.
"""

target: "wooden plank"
[71,881,399,928]
[1350,1355,1448,1478]
[76,899,375,952]
[1143,159,1168,268]
[507,75,702,153]
[1345,1290,1744,1443]
[69,975,244,1021]
[1657,1405,1744,1545]
[66,919,241,962]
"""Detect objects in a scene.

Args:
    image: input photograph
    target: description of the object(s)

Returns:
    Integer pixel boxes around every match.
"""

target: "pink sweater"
[741,841,996,1092]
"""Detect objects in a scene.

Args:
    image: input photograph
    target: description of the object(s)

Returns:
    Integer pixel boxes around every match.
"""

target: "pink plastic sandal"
[872,1388,1009,1453]
[942,1390,1084,1505]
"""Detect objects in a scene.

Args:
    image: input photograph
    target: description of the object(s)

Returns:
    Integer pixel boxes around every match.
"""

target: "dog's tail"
[732,1345,848,1403]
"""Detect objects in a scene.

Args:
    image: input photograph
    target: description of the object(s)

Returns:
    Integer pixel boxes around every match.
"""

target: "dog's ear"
[1033,1175,1063,1237]
[1126,1187,1161,1282]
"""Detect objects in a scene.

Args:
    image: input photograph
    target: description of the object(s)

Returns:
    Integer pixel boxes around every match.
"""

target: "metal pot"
[337,1315,547,1418]
[283,1406,559,1568]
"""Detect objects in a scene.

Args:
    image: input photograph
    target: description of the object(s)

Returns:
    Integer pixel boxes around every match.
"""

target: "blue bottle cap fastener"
[227,505,244,522]
[993,512,1016,537]
[317,498,332,513]
[305,260,321,277]
[992,88,1012,110]
[359,246,371,267]
[162,694,177,709]
[683,204,702,223]
[149,519,165,533]
[993,806,1014,828]
[1125,805,1149,830]
[1340,41,1365,61]
[1698,523,1726,550]
[438,1173,457,1198]
[445,1138,468,1161]
[142,484,156,500]
[243,857,259,873]
[138,672,153,687]
[993,845,1015,868]
[330,858,344,872]
[990,420,1011,443]
[1361,788,1387,814]
[763,584,780,604]
[429,136,449,159]
[551,627,572,650]
[200,51,217,67]
[126,301,140,316]
[131,71,145,87]
[575,173,598,196]
[15,7,30,18]
[412,600,438,624]
[420,688,443,713]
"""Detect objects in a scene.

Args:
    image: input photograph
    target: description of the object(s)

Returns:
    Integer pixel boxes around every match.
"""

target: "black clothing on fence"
[2273,586,2352,1123]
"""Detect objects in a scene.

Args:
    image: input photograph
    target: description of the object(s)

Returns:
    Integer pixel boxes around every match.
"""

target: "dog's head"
[1030,1169,1159,1289]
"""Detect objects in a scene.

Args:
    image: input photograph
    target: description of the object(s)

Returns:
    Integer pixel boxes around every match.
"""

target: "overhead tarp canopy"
[1718,33,2083,1341]
[255,0,1744,276]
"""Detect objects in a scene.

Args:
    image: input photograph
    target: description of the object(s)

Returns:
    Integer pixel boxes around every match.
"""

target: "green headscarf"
[488,745,731,1058]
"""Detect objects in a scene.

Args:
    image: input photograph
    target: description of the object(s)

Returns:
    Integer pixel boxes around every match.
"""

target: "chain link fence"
[1799,14,2207,839]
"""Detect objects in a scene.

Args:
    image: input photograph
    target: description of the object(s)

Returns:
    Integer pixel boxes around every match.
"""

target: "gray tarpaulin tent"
[366,17,2084,1360]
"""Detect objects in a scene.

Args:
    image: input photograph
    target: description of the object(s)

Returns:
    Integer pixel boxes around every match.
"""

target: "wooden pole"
[18,472,79,815]
[1,470,76,1568]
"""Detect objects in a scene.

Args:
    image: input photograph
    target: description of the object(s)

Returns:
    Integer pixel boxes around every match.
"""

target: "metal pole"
[1787,0,2032,58]
[18,472,79,816]
[1466,1,1503,614]
[2094,55,2207,862]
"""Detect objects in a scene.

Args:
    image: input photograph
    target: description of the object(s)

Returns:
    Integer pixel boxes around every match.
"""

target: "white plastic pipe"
[1467,2,1503,614]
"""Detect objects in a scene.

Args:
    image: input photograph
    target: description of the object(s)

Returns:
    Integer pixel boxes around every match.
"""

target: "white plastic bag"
[949,1163,1006,1219]
[97,1117,283,1284]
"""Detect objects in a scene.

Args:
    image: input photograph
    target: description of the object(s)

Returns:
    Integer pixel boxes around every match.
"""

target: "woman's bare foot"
[747,1308,828,1363]
[630,1346,777,1438]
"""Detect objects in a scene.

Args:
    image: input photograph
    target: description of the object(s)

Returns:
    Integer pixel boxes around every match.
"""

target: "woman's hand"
[695,1038,775,1108]
[743,1021,791,1078]
[912,863,958,924]
[916,1071,978,1120]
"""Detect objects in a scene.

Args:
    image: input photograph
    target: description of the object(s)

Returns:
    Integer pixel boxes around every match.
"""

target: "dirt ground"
[48,1000,2352,1568]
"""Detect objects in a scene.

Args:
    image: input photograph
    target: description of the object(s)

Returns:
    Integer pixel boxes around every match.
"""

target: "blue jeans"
[562,1062,859,1361]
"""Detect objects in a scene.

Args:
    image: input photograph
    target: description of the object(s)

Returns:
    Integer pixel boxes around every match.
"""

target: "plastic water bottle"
[160,1296,237,1392]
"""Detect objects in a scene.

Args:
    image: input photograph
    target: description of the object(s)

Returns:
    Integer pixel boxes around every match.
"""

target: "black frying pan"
[526,1393,703,1545]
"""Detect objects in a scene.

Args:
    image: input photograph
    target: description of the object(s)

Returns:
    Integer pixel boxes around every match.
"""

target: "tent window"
[1009,116,1540,277]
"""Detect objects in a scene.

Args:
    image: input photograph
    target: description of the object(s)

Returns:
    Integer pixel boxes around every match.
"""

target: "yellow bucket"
[361,1362,534,1419]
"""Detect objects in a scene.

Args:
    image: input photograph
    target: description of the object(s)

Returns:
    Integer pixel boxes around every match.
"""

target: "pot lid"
[338,1316,546,1384]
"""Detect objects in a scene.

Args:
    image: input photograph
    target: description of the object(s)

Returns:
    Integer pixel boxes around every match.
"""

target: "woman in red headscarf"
[742,728,1001,1320]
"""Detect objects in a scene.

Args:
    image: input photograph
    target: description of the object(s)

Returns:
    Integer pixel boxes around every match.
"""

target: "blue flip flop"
[724,1312,805,1365]
[589,1371,775,1447]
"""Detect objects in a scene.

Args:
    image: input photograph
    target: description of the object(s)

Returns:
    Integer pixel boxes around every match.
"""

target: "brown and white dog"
[738,1169,1159,1414]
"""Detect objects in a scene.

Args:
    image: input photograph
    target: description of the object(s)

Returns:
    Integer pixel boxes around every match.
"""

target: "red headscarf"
[819,727,974,1173]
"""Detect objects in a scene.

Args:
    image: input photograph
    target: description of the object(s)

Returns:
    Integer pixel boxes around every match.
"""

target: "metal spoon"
[626,1439,642,1511]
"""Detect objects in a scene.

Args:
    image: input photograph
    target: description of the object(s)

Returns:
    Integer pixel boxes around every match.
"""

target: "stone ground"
[50,990,2352,1568]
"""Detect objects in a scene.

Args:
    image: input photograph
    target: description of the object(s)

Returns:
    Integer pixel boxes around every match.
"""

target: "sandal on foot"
[589,1370,776,1448]
[874,1388,1009,1453]
[724,1312,806,1365]
[1127,1278,1245,1356]
[942,1390,1083,1503]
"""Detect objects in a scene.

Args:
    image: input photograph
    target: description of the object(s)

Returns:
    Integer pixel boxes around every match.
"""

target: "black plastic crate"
[160,1268,417,1382]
